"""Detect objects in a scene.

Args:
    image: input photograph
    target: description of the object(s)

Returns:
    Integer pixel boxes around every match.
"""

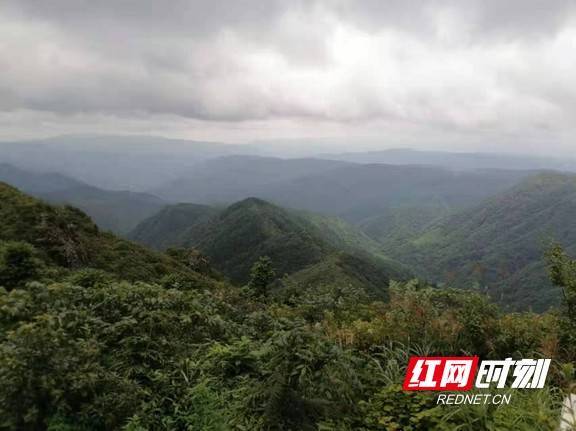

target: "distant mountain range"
[3,135,574,191]
[320,148,576,172]
[0,163,165,234]
[153,155,535,223]
[152,155,349,203]
[0,135,255,190]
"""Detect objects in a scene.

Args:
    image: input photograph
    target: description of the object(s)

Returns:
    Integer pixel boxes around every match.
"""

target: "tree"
[246,328,361,430]
[0,241,43,289]
[166,247,213,276]
[248,256,275,298]
[547,244,576,322]
[546,245,576,362]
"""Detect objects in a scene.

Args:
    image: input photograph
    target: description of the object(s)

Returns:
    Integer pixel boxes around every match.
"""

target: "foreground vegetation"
[0,182,575,430]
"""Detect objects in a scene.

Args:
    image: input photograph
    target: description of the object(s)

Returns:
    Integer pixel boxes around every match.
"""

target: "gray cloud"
[335,0,576,39]
[1,0,576,152]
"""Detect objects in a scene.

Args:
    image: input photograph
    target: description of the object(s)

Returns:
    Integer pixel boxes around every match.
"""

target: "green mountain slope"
[0,182,190,281]
[286,210,386,257]
[183,198,330,282]
[0,180,572,430]
[131,197,409,292]
[394,172,576,311]
[359,206,451,249]
[286,252,405,300]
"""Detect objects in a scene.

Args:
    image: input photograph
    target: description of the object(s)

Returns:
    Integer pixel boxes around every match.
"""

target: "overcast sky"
[1,0,576,153]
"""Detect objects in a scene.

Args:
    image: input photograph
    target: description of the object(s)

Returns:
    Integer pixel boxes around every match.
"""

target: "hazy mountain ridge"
[0,162,85,193]
[0,163,166,234]
[152,155,352,203]
[0,135,257,190]
[268,164,532,222]
[152,155,536,223]
[321,148,576,172]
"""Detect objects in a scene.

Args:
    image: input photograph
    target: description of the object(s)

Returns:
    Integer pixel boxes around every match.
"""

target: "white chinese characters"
[476,358,550,389]
[440,359,475,388]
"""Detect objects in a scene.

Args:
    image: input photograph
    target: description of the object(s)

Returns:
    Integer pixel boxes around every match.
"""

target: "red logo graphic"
[403,356,479,391]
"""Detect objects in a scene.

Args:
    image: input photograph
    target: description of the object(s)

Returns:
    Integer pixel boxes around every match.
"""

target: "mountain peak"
[225,197,276,212]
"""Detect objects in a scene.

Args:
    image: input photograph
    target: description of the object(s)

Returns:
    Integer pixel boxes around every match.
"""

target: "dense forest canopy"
[7,156,576,313]
[1,182,575,430]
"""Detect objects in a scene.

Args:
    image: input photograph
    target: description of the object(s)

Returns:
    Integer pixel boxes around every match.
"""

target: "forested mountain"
[391,172,576,311]
[153,155,534,223]
[0,163,166,234]
[0,182,193,281]
[359,206,451,249]
[130,197,409,292]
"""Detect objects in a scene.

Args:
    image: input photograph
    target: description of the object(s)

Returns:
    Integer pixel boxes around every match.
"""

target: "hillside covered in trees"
[387,173,576,311]
[6,148,573,313]
[130,197,409,298]
[1,182,575,430]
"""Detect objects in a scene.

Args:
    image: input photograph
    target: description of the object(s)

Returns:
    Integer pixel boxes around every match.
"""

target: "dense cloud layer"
[1,0,576,152]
